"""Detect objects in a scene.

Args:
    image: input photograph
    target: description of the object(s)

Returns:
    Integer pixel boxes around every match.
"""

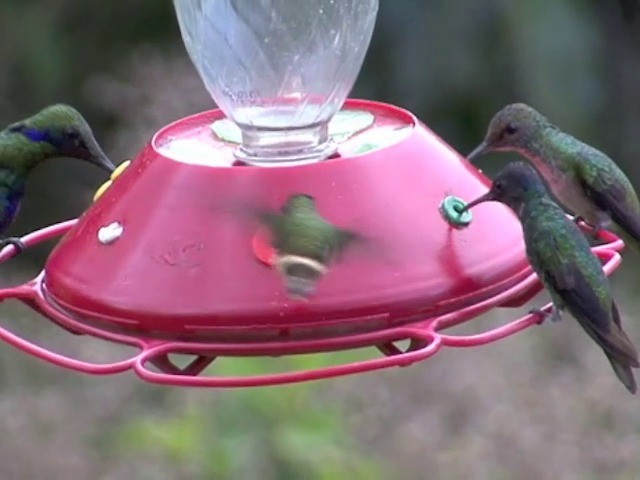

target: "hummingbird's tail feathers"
[556,267,639,366]
[600,302,638,394]
[606,353,638,394]
[580,313,640,371]
[609,300,640,367]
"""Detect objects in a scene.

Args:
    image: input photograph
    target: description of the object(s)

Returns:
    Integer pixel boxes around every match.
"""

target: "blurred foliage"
[113,358,383,480]
[2,1,640,479]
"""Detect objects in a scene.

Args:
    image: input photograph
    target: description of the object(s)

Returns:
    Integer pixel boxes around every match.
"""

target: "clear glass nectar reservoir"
[173,0,379,165]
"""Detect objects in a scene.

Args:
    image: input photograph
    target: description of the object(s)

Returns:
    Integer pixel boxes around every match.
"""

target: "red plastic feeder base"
[0,100,626,387]
[0,222,625,387]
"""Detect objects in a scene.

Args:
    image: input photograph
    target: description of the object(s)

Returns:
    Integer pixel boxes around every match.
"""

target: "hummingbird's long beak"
[467,142,488,163]
[460,190,496,213]
[88,142,116,173]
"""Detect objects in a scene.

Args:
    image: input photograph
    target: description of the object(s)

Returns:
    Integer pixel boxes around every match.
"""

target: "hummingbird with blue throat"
[0,104,115,254]
[461,162,639,393]
[258,194,360,299]
[467,103,640,245]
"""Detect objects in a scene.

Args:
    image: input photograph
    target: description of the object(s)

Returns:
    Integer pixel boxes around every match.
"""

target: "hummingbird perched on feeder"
[258,194,360,299]
[461,162,639,393]
[0,104,115,254]
[467,103,640,245]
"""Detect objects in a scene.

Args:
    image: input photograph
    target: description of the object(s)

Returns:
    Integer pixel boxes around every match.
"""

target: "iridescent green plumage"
[468,103,640,245]
[259,194,358,299]
[1,104,114,172]
[0,104,114,254]
[463,162,639,394]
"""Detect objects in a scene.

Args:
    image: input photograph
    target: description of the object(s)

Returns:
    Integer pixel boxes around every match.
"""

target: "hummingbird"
[461,162,639,394]
[258,194,360,299]
[0,104,115,254]
[467,103,640,245]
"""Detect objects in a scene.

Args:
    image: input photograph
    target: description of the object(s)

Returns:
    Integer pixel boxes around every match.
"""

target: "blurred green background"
[1,1,640,479]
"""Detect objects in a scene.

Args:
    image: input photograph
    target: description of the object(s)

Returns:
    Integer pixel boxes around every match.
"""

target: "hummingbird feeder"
[0,0,625,387]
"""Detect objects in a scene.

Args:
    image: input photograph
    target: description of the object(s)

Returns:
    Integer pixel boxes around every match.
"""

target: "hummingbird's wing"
[540,244,639,367]
[328,227,367,262]
[257,212,287,249]
[335,228,359,250]
[551,268,639,366]
[606,301,639,393]
[577,162,640,242]
[257,211,280,228]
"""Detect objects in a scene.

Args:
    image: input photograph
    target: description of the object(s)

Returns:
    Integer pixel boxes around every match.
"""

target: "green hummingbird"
[258,194,360,299]
[0,104,115,254]
[467,103,640,245]
[461,162,639,394]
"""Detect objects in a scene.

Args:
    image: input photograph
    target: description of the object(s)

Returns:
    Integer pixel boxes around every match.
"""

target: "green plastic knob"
[439,195,472,228]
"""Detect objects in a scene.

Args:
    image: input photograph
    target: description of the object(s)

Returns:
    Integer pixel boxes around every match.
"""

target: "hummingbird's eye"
[66,130,83,146]
[7,123,25,133]
[504,124,518,135]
